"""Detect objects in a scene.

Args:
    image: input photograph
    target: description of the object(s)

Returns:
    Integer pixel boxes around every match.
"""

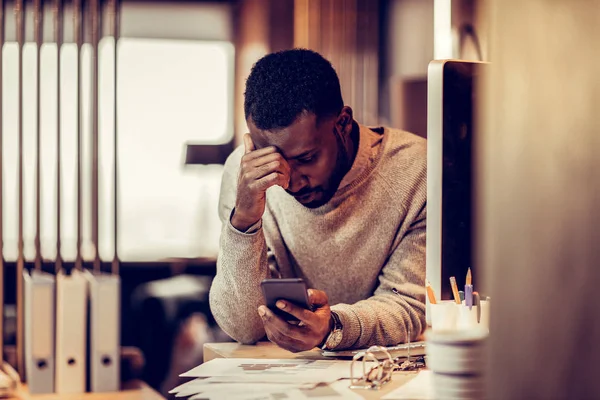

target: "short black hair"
[244,49,344,131]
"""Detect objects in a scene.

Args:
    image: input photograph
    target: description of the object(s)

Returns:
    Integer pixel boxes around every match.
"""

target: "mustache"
[287,187,314,197]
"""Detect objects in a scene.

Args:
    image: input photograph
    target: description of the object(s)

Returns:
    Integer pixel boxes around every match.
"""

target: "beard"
[301,128,354,209]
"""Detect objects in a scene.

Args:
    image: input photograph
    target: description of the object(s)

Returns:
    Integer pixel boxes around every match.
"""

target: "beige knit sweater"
[209,124,427,350]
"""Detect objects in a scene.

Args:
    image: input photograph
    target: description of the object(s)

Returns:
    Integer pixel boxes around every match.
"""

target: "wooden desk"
[11,381,165,400]
[204,342,420,400]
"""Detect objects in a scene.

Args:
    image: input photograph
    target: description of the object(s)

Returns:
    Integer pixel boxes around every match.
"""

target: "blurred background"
[1,0,487,396]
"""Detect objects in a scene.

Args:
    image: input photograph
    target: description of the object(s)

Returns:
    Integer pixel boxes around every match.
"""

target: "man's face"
[248,111,352,208]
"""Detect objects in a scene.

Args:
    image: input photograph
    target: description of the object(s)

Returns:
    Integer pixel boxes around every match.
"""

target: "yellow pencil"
[466,268,472,286]
[426,280,437,304]
[450,277,461,304]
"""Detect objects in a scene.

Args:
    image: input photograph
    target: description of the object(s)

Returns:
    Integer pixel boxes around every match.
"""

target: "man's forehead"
[253,131,320,159]
[248,117,323,158]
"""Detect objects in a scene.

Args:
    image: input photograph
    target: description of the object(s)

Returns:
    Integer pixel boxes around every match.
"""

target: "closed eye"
[297,155,315,164]
[296,151,318,164]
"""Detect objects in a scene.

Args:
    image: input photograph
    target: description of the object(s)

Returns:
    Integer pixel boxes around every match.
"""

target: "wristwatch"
[321,311,343,350]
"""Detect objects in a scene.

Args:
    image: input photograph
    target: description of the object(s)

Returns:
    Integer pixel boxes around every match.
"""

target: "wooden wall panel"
[233,0,294,144]
[233,0,270,143]
[294,0,379,125]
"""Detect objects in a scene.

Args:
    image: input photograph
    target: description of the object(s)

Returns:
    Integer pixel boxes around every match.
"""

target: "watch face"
[326,330,343,349]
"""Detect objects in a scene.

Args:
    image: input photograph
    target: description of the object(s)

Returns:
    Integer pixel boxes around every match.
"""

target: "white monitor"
[426,60,487,325]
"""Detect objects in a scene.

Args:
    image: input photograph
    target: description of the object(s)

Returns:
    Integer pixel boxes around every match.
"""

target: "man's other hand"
[257,289,332,353]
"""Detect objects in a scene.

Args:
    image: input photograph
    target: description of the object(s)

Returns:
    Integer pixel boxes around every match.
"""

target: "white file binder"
[55,269,87,393]
[85,270,120,392]
[24,270,56,394]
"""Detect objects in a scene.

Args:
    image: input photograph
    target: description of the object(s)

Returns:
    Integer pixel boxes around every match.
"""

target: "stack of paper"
[172,358,369,400]
[381,370,434,400]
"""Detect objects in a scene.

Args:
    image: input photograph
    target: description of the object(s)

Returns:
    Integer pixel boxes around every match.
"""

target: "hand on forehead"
[247,113,324,160]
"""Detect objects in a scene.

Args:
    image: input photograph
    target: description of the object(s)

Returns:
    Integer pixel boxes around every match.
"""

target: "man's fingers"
[251,171,290,191]
[263,324,304,353]
[249,153,292,176]
[255,160,286,181]
[251,157,289,190]
[250,172,278,192]
[239,141,291,191]
[308,289,329,308]
[241,145,279,163]
[243,133,255,154]
[247,152,282,168]
[278,171,290,190]
[243,152,291,181]
[258,306,305,342]
[275,300,317,327]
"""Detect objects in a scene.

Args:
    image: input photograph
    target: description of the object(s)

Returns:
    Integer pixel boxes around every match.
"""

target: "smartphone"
[260,278,311,323]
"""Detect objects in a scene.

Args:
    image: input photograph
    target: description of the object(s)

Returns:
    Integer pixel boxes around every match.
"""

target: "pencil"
[466,268,472,286]
[426,280,437,304]
[450,277,461,304]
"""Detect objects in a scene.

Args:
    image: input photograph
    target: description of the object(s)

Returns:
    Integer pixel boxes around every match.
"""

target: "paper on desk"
[171,376,324,393]
[176,382,307,398]
[170,378,207,394]
[171,379,316,397]
[381,370,434,400]
[186,380,365,400]
[190,392,281,400]
[298,380,365,400]
[180,358,362,382]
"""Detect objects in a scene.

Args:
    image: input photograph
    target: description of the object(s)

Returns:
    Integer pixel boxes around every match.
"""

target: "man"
[209,49,427,352]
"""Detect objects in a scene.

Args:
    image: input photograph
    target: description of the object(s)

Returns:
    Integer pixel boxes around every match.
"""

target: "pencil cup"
[429,300,459,331]
[457,300,490,331]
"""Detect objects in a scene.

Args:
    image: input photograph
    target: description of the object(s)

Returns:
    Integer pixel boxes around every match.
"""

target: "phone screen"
[261,278,311,322]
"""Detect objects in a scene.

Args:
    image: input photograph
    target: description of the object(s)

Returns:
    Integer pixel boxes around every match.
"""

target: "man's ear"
[335,106,354,138]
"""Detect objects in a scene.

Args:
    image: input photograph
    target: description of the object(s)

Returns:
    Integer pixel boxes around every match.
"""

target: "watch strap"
[321,311,343,350]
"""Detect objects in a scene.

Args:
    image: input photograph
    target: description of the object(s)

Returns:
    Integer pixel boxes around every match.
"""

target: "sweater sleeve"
[209,146,275,344]
[330,201,427,350]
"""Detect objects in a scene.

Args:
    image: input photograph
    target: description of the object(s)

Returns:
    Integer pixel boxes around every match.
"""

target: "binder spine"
[55,270,87,393]
[24,271,56,394]
[86,271,120,392]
